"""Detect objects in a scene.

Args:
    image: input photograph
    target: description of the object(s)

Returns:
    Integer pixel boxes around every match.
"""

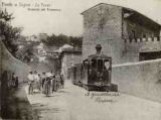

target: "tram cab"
[82,44,117,92]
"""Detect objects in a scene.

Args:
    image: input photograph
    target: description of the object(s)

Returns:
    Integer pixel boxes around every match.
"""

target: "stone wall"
[0,39,29,83]
[112,59,161,102]
[121,37,161,62]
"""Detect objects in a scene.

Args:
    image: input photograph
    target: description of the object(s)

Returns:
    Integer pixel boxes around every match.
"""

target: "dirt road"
[25,80,161,120]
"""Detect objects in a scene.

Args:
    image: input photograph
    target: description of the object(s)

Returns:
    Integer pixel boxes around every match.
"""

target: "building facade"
[60,49,82,79]
[82,3,161,64]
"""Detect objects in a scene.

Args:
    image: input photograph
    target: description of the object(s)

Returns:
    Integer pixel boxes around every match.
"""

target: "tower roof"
[81,3,161,28]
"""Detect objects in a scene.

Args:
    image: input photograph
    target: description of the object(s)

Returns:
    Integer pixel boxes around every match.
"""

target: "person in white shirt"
[43,70,53,96]
[33,71,40,93]
[27,71,34,94]
[28,71,34,82]
[46,71,53,78]
[34,71,39,82]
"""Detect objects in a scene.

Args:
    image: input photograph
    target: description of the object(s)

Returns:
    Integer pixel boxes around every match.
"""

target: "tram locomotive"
[72,44,118,92]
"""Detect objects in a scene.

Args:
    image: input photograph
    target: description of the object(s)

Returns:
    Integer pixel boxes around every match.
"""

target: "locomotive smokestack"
[95,44,102,54]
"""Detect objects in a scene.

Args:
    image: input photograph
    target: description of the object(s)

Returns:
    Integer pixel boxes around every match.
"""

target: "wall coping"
[124,36,161,43]
[113,58,161,68]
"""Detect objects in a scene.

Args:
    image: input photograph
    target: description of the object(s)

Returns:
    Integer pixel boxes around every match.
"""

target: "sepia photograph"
[0,0,161,120]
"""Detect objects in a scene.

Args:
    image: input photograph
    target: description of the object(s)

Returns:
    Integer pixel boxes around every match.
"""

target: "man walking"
[33,71,40,93]
[60,73,64,88]
[27,71,34,94]
[41,72,46,91]
[51,75,56,92]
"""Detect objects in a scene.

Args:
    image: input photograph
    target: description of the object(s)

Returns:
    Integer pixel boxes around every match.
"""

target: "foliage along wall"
[0,39,29,83]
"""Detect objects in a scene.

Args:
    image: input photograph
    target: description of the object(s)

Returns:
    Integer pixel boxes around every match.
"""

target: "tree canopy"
[41,34,82,49]
[0,9,22,55]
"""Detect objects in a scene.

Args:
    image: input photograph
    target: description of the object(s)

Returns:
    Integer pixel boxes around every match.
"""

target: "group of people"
[1,71,19,89]
[8,72,19,89]
[27,70,64,96]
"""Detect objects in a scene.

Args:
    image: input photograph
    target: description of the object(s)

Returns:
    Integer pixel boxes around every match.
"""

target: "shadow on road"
[1,85,40,120]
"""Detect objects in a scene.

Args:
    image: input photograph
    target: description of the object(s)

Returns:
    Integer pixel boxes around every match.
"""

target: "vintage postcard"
[0,0,161,120]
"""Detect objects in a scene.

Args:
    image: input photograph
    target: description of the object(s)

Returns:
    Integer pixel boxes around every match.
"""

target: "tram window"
[105,61,110,69]
[98,60,103,71]
[91,59,97,68]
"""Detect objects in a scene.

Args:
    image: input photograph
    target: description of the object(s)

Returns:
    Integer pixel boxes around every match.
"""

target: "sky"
[1,0,161,36]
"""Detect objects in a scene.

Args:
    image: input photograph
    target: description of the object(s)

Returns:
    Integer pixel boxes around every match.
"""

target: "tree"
[0,9,22,55]
[69,36,82,49]
[41,33,82,48]
[0,9,14,22]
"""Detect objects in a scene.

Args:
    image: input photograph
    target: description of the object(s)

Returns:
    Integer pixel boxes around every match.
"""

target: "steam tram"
[72,44,118,92]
